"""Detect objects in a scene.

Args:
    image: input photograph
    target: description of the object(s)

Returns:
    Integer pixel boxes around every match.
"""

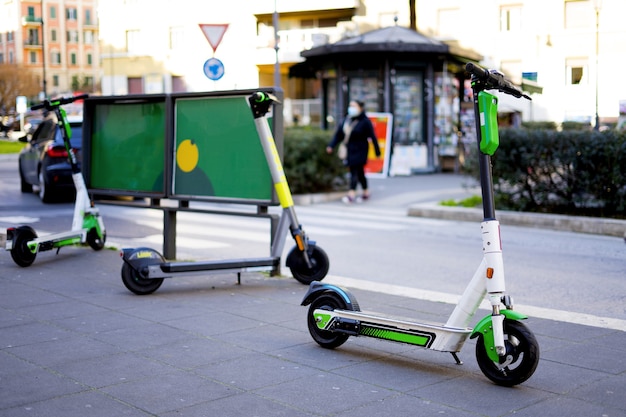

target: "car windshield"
[53,122,82,148]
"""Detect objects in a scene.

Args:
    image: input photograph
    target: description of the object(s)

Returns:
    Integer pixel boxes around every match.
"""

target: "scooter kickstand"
[451,353,463,365]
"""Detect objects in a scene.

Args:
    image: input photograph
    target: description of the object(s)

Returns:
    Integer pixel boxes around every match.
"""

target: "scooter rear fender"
[301,281,360,311]
[120,247,166,278]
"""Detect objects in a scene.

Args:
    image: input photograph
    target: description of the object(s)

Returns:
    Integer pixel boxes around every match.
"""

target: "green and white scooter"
[302,63,540,386]
[119,92,329,295]
[6,95,106,267]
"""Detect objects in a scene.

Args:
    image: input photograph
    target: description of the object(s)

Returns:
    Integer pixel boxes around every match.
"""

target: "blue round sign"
[203,57,225,81]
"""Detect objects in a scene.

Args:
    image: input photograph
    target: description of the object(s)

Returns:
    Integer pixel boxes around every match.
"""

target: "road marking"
[324,275,626,332]
[0,216,40,223]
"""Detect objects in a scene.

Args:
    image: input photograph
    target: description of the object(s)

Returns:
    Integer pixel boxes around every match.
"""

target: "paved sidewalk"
[1,247,625,416]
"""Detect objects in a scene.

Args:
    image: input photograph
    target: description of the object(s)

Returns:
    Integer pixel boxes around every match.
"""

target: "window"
[70,52,77,65]
[566,57,588,84]
[67,30,79,43]
[84,30,94,44]
[53,75,59,87]
[27,6,35,18]
[169,26,184,49]
[27,28,39,45]
[66,7,77,20]
[0,53,4,64]
[84,76,93,88]
[30,51,37,63]
[51,29,57,41]
[85,9,92,25]
[51,51,61,64]
[437,8,461,38]
[50,6,56,19]
[126,29,140,53]
[564,0,592,29]
[500,5,522,31]
[86,53,92,65]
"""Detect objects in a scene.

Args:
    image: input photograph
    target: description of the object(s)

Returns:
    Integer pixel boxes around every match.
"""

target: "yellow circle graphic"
[176,139,199,173]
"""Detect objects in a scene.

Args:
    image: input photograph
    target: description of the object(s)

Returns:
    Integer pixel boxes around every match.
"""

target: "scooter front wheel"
[86,228,106,251]
[121,262,164,295]
[9,226,38,267]
[288,245,329,284]
[475,319,539,386]
[307,293,351,349]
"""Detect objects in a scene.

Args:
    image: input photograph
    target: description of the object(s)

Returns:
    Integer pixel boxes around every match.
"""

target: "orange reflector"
[486,267,494,279]
[295,235,304,251]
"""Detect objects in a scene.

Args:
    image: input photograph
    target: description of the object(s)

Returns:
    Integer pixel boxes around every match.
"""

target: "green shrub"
[465,128,626,218]
[282,126,347,194]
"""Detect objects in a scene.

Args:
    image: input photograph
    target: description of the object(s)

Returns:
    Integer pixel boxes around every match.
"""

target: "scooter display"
[119,91,329,295]
[301,63,540,386]
[6,95,106,267]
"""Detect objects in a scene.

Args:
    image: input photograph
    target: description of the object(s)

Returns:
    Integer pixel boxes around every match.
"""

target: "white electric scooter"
[301,63,540,386]
[6,95,106,267]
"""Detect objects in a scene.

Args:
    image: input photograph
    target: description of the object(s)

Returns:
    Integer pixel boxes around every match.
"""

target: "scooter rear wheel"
[10,226,38,267]
[121,262,164,295]
[307,293,351,349]
[475,319,539,386]
[288,245,329,284]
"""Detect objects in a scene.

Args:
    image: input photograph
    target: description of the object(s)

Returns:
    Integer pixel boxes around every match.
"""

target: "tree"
[0,64,41,114]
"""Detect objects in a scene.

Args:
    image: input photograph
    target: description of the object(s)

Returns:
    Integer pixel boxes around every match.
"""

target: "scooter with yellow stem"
[6,94,106,267]
[301,63,540,386]
[119,91,329,294]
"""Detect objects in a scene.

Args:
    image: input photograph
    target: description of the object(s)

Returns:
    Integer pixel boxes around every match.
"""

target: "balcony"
[22,16,42,26]
[23,39,42,48]
[256,26,345,65]
[252,0,361,16]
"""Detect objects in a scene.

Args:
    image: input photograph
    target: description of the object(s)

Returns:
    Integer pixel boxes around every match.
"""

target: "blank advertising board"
[85,96,167,195]
[172,95,273,202]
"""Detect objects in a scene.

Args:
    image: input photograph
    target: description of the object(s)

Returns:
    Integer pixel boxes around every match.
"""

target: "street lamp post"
[593,0,601,131]
[41,0,47,98]
[273,0,280,88]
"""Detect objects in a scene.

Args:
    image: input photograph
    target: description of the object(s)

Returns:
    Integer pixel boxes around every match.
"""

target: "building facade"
[0,0,99,98]
[3,0,624,128]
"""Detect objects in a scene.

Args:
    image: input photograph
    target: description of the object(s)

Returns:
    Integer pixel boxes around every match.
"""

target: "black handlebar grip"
[466,63,529,100]
[30,94,90,111]
[466,62,489,80]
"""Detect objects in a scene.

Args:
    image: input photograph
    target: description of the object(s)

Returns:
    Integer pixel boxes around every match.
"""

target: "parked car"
[18,116,83,203]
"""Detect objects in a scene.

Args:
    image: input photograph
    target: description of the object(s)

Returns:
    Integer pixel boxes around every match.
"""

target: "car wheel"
[19,161,33,193]
[38,170,55,203]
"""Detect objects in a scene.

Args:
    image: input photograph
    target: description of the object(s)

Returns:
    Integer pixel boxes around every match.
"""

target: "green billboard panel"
[173,96,272,201]
[89,100,166,193]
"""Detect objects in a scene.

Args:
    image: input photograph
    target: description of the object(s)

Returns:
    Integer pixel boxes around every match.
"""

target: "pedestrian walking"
[326,100,381,203]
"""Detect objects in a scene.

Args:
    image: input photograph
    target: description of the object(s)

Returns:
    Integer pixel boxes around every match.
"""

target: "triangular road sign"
[199,24,229,53]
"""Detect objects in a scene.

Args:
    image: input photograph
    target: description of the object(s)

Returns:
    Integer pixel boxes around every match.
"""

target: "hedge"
[282,126,348,195]
[465,128,626,218]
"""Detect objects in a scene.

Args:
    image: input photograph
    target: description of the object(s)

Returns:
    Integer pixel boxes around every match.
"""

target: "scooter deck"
[160,256,280,273]
[316,308,472,353]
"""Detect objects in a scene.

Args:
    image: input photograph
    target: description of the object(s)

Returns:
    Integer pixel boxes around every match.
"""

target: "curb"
[408,202,626,238]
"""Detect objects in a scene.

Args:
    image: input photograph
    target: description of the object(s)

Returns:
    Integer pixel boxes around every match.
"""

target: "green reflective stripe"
[360,326,431,347]
[53,237,82,247]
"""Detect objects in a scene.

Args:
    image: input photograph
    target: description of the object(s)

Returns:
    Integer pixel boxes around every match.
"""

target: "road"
[1,155,625,329]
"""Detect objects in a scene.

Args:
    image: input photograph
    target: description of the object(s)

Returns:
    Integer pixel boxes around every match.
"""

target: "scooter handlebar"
[31,94,89,111]
[466,63,530,100]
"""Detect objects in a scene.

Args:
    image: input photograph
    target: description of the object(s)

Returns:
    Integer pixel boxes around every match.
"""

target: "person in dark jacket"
[327,100,381,203]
